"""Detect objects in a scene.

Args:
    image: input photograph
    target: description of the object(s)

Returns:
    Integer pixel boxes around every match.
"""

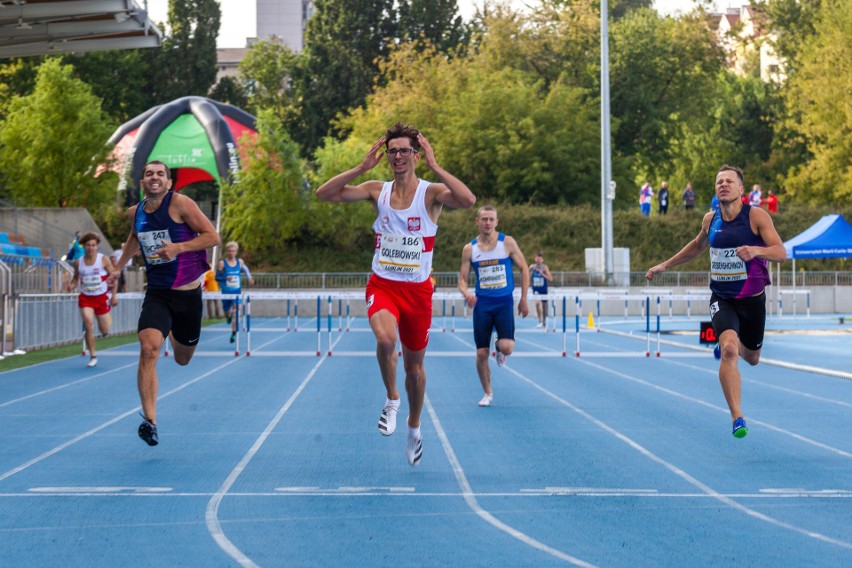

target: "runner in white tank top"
[66,232,118,368]
[316,122,476,467]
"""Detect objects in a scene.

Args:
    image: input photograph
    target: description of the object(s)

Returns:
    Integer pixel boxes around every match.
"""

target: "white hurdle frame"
[210,290,716,359]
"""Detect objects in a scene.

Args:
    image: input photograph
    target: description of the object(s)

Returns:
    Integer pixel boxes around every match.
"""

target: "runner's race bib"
[478,264,508,289]
[378,234,422,274]
[226,274,240,288]
[81,274,103,294]
[533,275,545,288]
[138,230,175,265]
[710,247,746,281]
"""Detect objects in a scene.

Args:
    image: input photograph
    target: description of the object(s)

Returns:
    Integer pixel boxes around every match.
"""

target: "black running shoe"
[229,332,236,343]
[138,415,159,446]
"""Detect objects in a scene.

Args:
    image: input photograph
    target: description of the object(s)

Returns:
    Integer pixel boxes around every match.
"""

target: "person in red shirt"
[763,190,779,214]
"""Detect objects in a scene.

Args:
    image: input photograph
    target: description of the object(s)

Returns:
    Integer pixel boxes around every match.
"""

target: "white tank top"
[371,179,438,283]
[78,253,108,296]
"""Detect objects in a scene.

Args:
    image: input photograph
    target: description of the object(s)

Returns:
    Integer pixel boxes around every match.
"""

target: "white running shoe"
[377,401,398,436]
[536,322,544,328]
[87,357,98,368]
[495,351,507,367]
[478,394,493,407]
[406,431,423,466]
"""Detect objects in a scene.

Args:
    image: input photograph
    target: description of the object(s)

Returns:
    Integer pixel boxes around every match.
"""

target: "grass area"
[0,318,227,373]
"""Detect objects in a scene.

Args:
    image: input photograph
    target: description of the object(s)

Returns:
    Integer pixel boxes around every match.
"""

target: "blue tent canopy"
[784,214,852,259]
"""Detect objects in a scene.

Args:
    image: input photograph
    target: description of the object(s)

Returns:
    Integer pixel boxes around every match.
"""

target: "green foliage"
[292,0,399,153]
[62,50,153,123]
[208,76,248,109]
[0,57,41,119]
[397,0,470,52]
[781,0,851,205]
[0,59,116,208]
[237,39,298,124]
[610,8,725,178]
[219,110,307,261]
[280,203,852,274]
[155,0,221,102]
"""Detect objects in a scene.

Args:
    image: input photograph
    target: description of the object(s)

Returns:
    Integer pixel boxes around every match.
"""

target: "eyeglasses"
[386,148,418,157]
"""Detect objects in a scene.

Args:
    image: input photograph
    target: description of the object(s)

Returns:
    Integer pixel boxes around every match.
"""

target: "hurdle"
[778,288,810,318]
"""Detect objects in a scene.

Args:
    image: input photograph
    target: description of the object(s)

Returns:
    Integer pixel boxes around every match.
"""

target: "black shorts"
[138,287,203,346]
[709,292,766,351]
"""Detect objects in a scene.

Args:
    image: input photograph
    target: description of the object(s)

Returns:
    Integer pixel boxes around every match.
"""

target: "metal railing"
[13,293,144,351]
[247,271,851,290]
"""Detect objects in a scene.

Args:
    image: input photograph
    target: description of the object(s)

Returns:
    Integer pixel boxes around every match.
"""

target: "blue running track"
[1,315,850,567]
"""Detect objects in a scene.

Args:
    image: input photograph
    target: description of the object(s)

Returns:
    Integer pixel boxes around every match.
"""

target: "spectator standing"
[658,182,670,215]
[749,184,762,208]
[682,182,696,210]
[639,182,654,216]
[764,190,778,214]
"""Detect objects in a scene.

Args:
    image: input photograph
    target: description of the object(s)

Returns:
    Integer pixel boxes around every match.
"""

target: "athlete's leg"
[476,347,491,396]
[80,307,96,357]
[170,334,198,366]
[717,329,743,421]
[137,328,164,424]
[401,345,427,428]
[96,312,112,337]
[495,338,516,356]
[370,309,400,401]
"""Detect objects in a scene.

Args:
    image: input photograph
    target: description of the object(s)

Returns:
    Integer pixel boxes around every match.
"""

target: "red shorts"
[78,293,111,316]
[366,274,433,351]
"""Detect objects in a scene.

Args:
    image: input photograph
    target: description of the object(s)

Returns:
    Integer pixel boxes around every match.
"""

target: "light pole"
[600,0,615,285]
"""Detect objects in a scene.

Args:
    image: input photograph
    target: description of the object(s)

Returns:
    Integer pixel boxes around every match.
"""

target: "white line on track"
[4,489,852,499]
[424,395,598,568]
[0,362,137,408]
[501,362,852,550]
[0,351,246,483]
[525,334,852,457]
[204,333,344,568]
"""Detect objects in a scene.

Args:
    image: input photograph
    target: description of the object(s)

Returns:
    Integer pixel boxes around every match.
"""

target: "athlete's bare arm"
[316,137,386,204]
[421,134,476,218]
[741,207,786,263]
[505,236,530,317]
[155,193,219,262]
[458,243,476,308]
[646,211,713,280]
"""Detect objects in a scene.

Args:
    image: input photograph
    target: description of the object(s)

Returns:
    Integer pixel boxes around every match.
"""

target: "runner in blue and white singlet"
[459,206,530,407]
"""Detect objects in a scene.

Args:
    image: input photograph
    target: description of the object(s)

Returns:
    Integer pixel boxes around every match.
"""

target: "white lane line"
[517,334,852,459]
[425,395,597,568]
[576,357,852,459]
[205,333,343,568]
[4,490,852,499]
[28,486,171,493]
[0,362,137,408]
[659,357,852,410]
[0,356,246,483]
[503,364,852,551]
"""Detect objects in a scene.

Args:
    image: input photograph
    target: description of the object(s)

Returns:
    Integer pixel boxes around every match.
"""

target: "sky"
[144,0,740,49]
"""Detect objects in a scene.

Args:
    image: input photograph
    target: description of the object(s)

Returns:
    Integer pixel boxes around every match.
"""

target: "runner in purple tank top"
[644,165,786,439]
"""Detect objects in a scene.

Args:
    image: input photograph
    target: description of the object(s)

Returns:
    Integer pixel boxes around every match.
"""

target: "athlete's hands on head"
[360,136,386,172]
[417,134,438,170]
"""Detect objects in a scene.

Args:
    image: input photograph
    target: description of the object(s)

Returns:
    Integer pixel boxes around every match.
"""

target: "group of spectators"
[640,181,778,216]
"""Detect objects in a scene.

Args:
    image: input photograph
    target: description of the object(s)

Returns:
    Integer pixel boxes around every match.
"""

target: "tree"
[219,110,307,262]
[397,0,469,52]
[63,50,153,123]
[237,39,298,124]
[782,0,851,204]
[0,59,117,208]
[292,0,398,154]
[609,8,724,177]
[209,76,249,109]
[154,0,221,102]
